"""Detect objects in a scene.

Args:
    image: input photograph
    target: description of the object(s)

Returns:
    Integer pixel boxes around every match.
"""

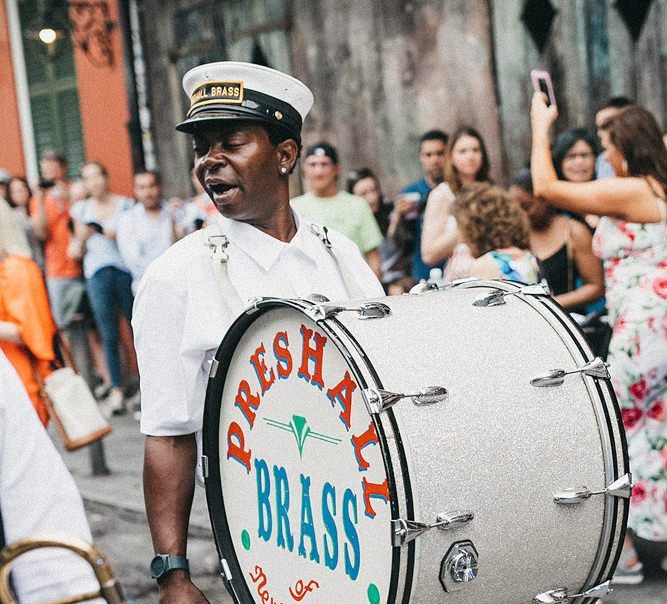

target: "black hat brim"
[175,106,300,141]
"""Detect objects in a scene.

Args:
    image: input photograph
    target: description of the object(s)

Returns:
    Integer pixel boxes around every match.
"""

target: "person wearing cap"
[290,142,383,277]
[133,61,383,601]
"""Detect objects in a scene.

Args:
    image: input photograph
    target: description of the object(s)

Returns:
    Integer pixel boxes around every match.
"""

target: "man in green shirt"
[291,142,383,277]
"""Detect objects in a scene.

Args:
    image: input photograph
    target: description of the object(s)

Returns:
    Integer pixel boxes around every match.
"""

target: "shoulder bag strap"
[657,197,667,224]
[203,223,246,317]
[566,219,574,292]
[308,223,367,299]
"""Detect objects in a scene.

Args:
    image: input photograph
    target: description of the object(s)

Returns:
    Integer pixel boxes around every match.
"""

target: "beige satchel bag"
[43,366,112,450]
[37,332,112,451]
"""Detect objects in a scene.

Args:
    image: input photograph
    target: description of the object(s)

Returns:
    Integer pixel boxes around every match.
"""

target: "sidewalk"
[53,414,231,602]
[55,413,211,533]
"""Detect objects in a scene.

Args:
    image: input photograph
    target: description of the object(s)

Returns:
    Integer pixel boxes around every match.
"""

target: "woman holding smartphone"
[421,127,491,272]
[70,162,134,415]
[531,93,667,584]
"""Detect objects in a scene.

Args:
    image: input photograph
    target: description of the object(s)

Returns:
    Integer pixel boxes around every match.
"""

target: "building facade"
[0,0,137,195]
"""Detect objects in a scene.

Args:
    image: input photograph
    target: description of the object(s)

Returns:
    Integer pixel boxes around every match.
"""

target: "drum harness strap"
[204,221,366,315]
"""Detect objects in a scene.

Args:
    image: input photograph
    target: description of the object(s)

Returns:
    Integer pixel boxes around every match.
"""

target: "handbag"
[40,332,112,451]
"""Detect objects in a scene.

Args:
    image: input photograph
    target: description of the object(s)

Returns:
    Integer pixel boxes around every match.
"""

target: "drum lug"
[554,473,632,504]
[363,386,448,415]
[533,580,612,603]
[391,511,474,546]
[209,359,220,379]
[305,302,391,321]
[472,283,548,307]
[220,557,233,581]
[530,357,611,387]
[201,455,209,479]
[409,276,480,295]
[408,281,440,294]
[440,540,479,592]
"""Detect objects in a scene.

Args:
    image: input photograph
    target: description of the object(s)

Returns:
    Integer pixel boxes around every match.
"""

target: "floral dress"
[592,210,667,541]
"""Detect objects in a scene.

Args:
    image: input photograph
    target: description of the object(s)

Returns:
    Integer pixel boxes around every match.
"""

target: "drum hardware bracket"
[409,276,480,295]
[472,283,548,307]
[533,580,612,603]
[201,455,209,479]
[440,540,479,592]
[305,302,391,322]
[530,357,611,387]
[363,386,448,415]
[391,511,474,546]
[220,557,233,581]
[554,473,632,504]
[246,296,272,314]
[209,359,220,379]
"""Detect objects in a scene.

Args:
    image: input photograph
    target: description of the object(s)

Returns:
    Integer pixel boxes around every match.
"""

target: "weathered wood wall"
[140,0,667,197]
[291,0,504,194]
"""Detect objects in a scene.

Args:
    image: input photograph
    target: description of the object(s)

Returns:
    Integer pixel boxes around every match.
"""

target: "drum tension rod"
[362,386,448,415]
[553,473,632,505]
[472,283,548,307]
[392,511,474,547]
[533,580,613,603]
[305,302,391,321]
[530,357,610,387]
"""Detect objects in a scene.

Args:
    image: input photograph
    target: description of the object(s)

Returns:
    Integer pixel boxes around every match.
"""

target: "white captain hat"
[176,61,314,142]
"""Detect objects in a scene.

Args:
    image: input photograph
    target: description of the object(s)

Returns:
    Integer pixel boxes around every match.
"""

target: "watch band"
[150,554,190,580]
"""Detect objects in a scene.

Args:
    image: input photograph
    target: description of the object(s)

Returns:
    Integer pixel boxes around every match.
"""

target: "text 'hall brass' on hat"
[189,81,244,116]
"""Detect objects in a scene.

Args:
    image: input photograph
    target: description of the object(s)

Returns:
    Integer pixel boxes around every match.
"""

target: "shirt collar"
[218,212,318,272]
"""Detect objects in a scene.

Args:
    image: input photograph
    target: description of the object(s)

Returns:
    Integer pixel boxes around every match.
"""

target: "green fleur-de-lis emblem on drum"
[264,415,341,459]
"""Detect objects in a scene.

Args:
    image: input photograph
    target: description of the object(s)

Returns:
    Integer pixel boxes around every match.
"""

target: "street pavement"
[54,413,230,602]
[57,414,666,603]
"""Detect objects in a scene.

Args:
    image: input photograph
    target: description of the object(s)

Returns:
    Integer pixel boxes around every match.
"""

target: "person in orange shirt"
[31,150,83,328]
[0,206,57,426]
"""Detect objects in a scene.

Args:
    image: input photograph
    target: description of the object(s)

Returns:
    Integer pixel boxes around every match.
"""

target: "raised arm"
[421,183,458,265]
[530,92,662,223]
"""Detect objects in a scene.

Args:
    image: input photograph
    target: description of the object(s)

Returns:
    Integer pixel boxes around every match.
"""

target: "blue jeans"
[86,266,134,388]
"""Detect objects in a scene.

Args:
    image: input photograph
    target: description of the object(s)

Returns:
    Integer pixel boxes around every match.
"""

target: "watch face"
[150,556,167,579]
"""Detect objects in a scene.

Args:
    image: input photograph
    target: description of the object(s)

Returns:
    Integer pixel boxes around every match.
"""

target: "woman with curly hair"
[532,94,667,583]
[451,183,539,283]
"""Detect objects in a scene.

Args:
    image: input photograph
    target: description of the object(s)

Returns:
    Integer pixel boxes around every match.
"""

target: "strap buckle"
[309,223,332,250]
[206,233,229,263]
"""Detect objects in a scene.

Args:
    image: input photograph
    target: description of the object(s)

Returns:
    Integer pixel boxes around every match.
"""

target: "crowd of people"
[0,76,665,596]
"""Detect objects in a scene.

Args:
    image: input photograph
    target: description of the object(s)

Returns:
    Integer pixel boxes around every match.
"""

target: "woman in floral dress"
[531,94,667,584]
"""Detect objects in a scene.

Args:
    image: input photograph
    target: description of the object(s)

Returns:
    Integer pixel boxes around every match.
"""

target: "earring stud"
[280,167,288,175]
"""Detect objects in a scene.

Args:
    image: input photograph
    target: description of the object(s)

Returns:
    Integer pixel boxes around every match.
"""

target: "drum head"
[204,300,397,603]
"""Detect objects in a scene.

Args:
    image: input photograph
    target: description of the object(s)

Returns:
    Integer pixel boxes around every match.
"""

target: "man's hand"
[158,570,209,603]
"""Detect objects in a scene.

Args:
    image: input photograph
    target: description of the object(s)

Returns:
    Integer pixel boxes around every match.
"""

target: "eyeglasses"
[563,151,595,162]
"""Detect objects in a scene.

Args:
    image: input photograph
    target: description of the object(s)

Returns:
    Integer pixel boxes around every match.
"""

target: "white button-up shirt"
[134,213,384,441]
[117,202,175,294]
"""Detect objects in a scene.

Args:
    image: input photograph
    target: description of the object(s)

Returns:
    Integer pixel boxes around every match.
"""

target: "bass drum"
[203,280,628,604]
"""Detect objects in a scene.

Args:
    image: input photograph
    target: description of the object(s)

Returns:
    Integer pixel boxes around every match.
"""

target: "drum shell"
[330,284,627,603]
[204,282,628,604]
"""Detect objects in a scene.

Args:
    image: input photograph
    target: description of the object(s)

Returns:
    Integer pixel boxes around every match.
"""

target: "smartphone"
[38,178,55,189]
[86,221,104,234]
[530,69,557,110]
